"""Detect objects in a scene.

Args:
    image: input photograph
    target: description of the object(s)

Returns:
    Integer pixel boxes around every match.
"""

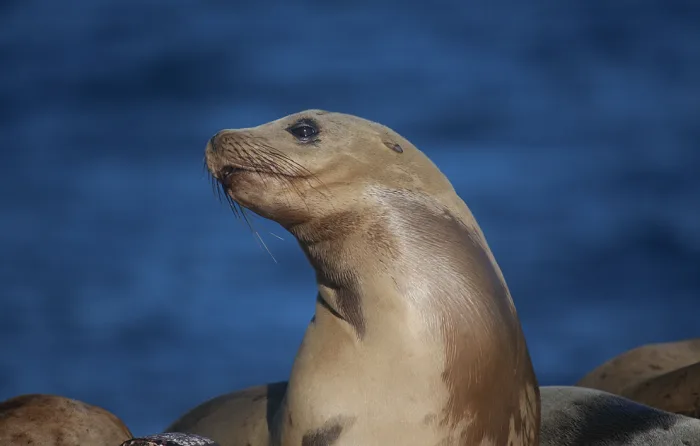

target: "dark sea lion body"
[540,386,700,445]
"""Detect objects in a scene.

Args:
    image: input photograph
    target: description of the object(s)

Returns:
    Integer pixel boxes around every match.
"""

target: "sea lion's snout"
[206,135,216,153]
[208,129,248,154]
[205,130,244,184]
[207,130,228,153]
[207,130,240,160]
[204,133,219,173]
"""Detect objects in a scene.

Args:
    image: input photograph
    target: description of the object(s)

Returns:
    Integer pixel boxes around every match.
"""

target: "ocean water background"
[1,0,698,437]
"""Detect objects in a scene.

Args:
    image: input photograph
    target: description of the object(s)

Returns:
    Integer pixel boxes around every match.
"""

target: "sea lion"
[121,432,220,446]
[577,338,700,417]
[0,393,132,446]
[540,386,700,445]
[623,362,700,418]
[177,109,541,445]
[166,382,286,446]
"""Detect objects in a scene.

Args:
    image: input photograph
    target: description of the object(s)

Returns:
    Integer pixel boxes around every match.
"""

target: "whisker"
[241,146,295,222]
[260,145,333,201]
[224,144,279,263]
[263,149,336,213]
[245,137,325,195]
[222,185,242,219]
[240,141,301,214]
[211,174,224,204]
[241,207,277,263]
[206,137,336,262]
[239,145,273,190]
[251,149,309,214]
[203,158,223,203]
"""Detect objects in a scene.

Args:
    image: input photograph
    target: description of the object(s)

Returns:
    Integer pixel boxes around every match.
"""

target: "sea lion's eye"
[287,120,319,141]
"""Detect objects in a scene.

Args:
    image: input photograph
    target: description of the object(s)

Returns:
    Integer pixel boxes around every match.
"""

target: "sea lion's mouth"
[218,164,255,187]
[218,164,308,185]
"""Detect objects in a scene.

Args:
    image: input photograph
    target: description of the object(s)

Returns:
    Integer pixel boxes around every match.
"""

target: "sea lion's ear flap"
[383,140,404,154]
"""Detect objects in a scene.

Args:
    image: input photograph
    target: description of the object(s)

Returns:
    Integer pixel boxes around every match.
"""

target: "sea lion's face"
[206,109,442,227]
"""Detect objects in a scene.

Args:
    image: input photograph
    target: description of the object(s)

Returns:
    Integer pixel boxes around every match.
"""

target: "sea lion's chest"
[277,320,460,446]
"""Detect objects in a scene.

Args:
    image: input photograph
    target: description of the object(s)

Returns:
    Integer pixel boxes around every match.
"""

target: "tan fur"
[0,394,132,446]
[194,109,541,445]
[166,383,285,445]
[577,338,700,418]
[624,362,700,418]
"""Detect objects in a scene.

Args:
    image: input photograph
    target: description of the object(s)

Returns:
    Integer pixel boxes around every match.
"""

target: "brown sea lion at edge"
[577,338,700,417]
[171,109,540,445]
[0,393,132,446]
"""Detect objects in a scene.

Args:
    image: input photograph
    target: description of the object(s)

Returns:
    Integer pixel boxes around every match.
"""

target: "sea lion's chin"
[224,184,302,225]
[224,186,262,213]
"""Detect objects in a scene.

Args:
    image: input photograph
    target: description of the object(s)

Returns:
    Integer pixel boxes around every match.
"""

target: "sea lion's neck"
[290,190,507,337]
[278,191,538,445]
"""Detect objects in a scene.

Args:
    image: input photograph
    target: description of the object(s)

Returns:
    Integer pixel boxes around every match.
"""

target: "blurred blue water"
[1,0,699,437]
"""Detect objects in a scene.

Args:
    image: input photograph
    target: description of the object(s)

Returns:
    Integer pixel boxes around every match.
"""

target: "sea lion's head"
[205,109,455,229]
